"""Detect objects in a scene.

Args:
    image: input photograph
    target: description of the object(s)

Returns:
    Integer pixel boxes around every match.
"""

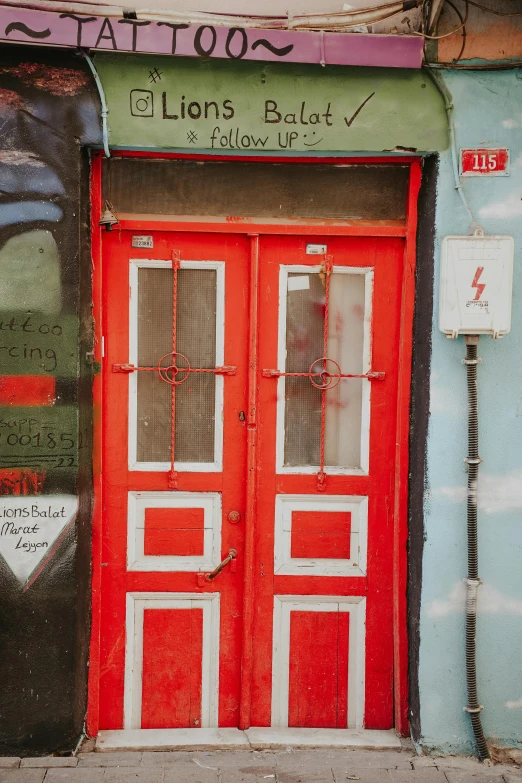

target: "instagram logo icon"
[130,89,154,117]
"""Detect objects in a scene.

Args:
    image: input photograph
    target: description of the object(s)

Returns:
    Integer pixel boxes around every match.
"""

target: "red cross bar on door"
[112,250,236,489]
[262,255,384,491]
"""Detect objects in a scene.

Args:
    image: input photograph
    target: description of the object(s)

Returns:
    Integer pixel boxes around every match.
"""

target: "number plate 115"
[460,148,509,177]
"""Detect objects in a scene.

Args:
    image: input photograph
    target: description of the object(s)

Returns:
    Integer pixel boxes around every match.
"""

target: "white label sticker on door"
[132,235,154,248]
[306,244,327,255]
[288,275,310,292]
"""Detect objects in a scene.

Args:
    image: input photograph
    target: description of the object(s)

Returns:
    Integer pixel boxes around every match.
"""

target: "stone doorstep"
[96,729,250,752]
[246,729,402,751]
[96,729,401,753]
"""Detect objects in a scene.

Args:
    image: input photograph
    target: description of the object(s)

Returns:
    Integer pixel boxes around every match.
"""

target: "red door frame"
[87,150,421,738]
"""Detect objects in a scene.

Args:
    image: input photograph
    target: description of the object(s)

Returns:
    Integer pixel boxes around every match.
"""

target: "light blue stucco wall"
[419,69,522,753]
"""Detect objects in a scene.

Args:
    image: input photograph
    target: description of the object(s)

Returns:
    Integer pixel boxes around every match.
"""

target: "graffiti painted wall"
[0,47,100,754]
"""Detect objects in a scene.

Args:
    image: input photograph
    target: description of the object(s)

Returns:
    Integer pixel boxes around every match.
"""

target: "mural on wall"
[0,47,100,753]
[0,61,85,582]
[0,495,79,587]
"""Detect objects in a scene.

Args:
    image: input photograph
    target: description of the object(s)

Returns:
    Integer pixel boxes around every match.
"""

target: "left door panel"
[100,230,249,729]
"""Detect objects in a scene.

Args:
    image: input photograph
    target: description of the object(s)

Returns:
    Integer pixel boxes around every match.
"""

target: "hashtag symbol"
[187,130,198,144]
[148,68,162,83]
[472,267,485,301]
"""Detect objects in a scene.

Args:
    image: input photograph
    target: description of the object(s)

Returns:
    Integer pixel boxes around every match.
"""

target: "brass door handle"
[204,549,237,582]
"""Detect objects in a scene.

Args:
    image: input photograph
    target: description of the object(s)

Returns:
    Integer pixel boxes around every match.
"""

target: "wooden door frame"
[87,150,421,739]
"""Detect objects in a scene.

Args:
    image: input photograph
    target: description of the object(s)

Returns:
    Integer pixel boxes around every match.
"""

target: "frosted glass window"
[283,271,366,469]
[136,267,217,464]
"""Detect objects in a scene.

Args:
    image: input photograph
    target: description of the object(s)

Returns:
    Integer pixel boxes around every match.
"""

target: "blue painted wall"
[419,69,522,753]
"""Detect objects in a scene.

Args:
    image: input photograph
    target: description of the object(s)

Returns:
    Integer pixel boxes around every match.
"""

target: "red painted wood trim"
[121,472,370,495]
[86,152,104,739]
[393,159,421,736]
[239,234,260,730]
[273,576,369,596]
[107,151,421,166]
[117,219,406,237]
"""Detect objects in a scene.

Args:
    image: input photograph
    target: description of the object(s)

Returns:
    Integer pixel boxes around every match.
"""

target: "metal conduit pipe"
[463,335,489,761]
[425,67,476,228]
[78,50,111,158]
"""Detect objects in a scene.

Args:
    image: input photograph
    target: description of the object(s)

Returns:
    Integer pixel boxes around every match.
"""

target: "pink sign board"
[0,6,424,68]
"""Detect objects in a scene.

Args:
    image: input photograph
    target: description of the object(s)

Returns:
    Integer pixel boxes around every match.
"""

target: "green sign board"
[96,55,448,153]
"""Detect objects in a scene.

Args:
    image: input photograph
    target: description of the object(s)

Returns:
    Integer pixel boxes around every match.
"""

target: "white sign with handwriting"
[0,495,78,587]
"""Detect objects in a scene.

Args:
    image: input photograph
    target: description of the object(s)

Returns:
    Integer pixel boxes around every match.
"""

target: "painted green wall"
[95,55,448,153]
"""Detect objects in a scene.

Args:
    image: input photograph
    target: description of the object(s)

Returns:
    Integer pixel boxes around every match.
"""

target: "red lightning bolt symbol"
[472,266,485,301]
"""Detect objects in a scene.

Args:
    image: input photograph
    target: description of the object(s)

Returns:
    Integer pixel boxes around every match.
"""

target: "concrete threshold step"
[96,727,401,752]
[247,728,401,750]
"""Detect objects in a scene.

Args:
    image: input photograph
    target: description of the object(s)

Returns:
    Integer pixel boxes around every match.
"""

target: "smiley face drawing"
[303,131,324,147]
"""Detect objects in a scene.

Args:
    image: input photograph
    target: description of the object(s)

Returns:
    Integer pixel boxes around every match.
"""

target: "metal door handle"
[205,549,237,582]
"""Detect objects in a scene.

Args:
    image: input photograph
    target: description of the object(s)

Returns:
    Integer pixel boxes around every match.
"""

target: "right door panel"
[253,234,404,729]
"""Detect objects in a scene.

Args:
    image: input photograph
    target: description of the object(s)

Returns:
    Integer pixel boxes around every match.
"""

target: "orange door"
[99,229,403,731]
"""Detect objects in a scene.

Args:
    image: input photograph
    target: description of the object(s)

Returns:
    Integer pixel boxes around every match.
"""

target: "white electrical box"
[439,233,514,338]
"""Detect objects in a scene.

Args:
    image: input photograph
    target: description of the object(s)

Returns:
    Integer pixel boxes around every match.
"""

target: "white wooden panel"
[127,490,221,572]
[274,494,367,577]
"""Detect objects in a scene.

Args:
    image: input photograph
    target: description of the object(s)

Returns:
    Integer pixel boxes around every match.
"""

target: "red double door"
[100,229,403,732]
